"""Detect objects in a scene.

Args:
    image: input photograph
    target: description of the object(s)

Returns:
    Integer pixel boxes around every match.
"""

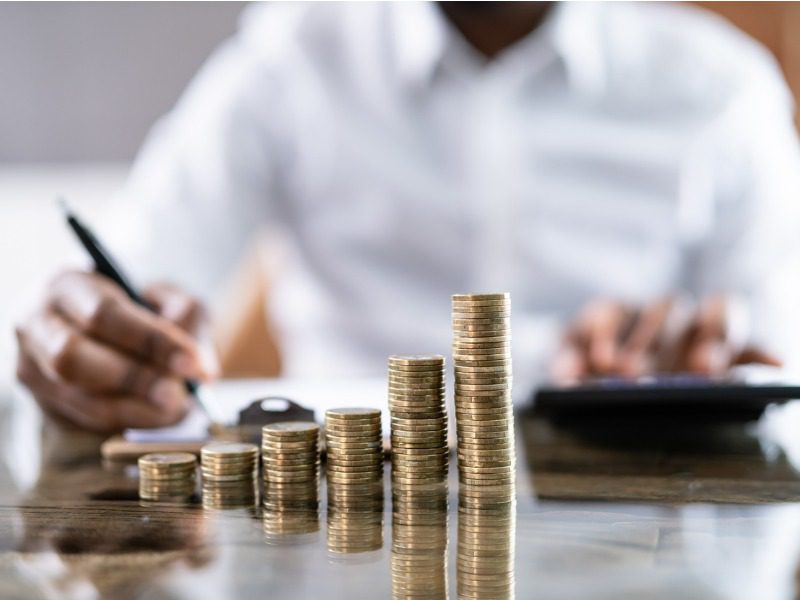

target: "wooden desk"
[2,396,800,599]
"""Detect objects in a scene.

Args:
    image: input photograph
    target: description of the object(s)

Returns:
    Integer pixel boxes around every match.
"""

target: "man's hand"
[551,296,781,382]
[15,270,215,432]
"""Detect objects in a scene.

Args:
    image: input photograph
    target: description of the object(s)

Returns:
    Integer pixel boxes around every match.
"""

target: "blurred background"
[2,1,800,386]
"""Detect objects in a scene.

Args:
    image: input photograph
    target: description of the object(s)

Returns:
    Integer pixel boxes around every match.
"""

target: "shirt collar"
[389,2,608,97]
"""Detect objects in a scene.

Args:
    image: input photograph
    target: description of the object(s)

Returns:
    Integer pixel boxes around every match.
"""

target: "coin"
[139,452,196,468]
[388,354,445,366]
[388,373,444,383]
[326,407,382,420]
[452,292,509,301]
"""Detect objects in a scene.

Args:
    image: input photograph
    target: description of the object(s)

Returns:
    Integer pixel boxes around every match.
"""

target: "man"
[15,2,800,432]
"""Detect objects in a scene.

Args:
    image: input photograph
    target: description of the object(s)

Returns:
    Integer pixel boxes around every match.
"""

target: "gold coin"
[454,362,514,382]
[388,379,446,388]
[327,473,383,484]
[388,373,444,383]
[452,293,509,302]
[391,416,447,425]
[392,448,448,457]
[391,443,448,453]
[452,305,511,314]
[455,406,511,417]
[455,382,509,392]
[326,407,381,420]
[453,328,511,337]
[388,392,446,401]
[390,429,447,439]
[389,405,446,415]
[454,390,514,400]
[325,429,381,438]
[455,361,512,371]
[388,354,445,366]
[453,351,513,361]
[324,425,382,435]
[139,452,196,468]
[201,441,259,455]
[452,314,510,324]
[456,404,512,412]
[391,456,448,465]
[452,344,511,353]
[263,421,319,434]
[391,427,447,437]
[388,395,444,405]
[457,432,510,443]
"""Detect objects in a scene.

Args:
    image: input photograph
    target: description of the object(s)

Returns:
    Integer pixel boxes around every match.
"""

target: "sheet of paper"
[125,377,389,442]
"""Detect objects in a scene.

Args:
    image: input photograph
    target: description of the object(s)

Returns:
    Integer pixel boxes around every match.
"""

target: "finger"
[583,303,629,374]
[48,271,206,379]
[143,283,204,334]
[550,343,587,383]
[733,347,783,368]
[17,353,189,432]
[20,310,187,406]
[693,295,728,340]
[618,299,672,376]
[685,339,732,376]
[144,283,221,379]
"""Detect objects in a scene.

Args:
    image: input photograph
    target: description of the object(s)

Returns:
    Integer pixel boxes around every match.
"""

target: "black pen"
[58,198,217,422]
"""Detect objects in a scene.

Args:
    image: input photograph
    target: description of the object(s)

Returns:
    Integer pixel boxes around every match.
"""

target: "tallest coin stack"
[451,293,516,489]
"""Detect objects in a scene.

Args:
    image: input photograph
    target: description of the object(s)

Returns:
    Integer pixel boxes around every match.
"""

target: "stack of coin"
[452,293,515,490]
[325,408,383,486]
[261,423,321,544]
[325,408,384,555]
[457,486,516,600]
[138,452,197,502]
[391,483,448,599]
[262,422,321,488]
[200,442,259,509]
[388,355,448,491]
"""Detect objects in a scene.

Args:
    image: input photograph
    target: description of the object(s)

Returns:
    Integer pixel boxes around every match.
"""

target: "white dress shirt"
[110,1,800,399]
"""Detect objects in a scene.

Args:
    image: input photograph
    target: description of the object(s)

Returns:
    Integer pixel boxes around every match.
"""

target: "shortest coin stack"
[139,452,197,501]
[201,442,259,509]
[262,422,321,486]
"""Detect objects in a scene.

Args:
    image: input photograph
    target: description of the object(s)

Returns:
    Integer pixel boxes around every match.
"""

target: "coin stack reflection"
[327,494,383,554]
[139,452,197,501]
[451,293,515,491]
[457,487,516,600]
[388,355,448,491]
[391,483,448,600]
[201,442,259,508]
[262,487,320,545]
[325,408,384,555]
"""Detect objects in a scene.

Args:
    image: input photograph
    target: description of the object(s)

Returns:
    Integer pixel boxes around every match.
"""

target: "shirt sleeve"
[684,65,800,370]
[105,22,290,308]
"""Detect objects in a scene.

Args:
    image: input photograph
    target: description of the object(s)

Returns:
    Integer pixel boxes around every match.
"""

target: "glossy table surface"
[4,389,800,600]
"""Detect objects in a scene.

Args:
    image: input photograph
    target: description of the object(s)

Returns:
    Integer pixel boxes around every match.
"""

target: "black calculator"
[533,371,800,421]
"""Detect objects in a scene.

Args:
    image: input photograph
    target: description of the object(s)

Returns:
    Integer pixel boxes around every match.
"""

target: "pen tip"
[56,196,71,215]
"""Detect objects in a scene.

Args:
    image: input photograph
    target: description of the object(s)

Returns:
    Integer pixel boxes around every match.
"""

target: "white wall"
[0,1,244,162]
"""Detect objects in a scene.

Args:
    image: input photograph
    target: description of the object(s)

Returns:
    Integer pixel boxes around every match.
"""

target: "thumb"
[143,283,204,333]
[143,284,220,380]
